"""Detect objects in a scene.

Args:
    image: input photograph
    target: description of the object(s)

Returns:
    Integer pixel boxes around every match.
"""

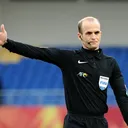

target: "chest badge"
[99,76,109,90]
[77,72,88,78]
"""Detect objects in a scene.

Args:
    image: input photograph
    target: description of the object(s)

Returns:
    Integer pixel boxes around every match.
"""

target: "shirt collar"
[80,47,103,60]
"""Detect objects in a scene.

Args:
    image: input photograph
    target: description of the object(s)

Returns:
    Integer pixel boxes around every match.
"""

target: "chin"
[89,46,98,50]
[92,44,99,49]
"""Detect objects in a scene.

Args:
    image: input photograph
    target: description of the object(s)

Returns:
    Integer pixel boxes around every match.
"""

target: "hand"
[0,24,7,46]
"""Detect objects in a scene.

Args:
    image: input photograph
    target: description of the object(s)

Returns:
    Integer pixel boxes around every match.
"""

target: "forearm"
[113,81,128,125]
[2,39,67,67]
[110,74,128,125]
[2,39,43,59]
[117,98,128,125]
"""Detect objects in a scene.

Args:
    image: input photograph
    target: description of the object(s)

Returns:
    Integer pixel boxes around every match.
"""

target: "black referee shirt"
[3,39,128,125]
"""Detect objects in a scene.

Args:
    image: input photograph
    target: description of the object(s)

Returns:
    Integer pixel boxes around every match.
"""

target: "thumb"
[1,24,6,33]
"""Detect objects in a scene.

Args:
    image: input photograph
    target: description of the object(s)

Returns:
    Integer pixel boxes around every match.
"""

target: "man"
[0,16,128,128]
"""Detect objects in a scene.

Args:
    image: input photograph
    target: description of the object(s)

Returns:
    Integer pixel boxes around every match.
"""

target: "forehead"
[81,21,100,33]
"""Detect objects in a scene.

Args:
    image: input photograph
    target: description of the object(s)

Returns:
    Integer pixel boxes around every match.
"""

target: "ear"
[100,30,102,35]
[77,32,82,40]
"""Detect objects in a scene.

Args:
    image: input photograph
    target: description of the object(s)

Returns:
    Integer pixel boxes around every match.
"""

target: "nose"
[91,33,96,39]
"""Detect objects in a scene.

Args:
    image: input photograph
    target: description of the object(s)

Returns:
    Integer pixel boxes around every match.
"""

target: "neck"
[82,45,99,51]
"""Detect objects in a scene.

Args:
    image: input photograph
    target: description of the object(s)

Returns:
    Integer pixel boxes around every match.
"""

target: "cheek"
[98,35,101,39]
[84,36,90,41]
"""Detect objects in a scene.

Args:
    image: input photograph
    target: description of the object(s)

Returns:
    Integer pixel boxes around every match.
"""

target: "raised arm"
[0,24,72,68]
[109,58,128,125]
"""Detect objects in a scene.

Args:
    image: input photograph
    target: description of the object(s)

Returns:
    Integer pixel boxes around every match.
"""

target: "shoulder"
[43,47,75,54]
[57,47,79,55]
[103,54,115,60]
[103,53,118,67]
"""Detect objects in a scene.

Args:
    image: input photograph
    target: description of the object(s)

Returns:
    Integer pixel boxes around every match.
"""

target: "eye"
[95,31,100,35]
[86,32,92,35]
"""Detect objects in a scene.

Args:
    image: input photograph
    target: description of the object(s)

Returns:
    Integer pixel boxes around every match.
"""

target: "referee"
[0,16,128,128]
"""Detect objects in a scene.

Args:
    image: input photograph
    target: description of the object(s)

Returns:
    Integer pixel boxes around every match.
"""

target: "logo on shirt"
[99,76,109,90]
[78,60,88,64]
[77,72,88,78]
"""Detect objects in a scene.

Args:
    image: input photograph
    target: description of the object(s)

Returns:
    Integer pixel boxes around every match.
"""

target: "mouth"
[89,41,97,44]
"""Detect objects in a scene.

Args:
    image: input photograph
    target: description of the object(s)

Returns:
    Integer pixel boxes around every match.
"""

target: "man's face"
[78,21,101,50]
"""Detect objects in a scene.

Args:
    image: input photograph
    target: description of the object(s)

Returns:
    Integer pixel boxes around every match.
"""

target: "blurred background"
[0,0,128,128]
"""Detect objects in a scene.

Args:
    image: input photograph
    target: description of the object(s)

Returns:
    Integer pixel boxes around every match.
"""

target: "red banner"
[0,106,127,128]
